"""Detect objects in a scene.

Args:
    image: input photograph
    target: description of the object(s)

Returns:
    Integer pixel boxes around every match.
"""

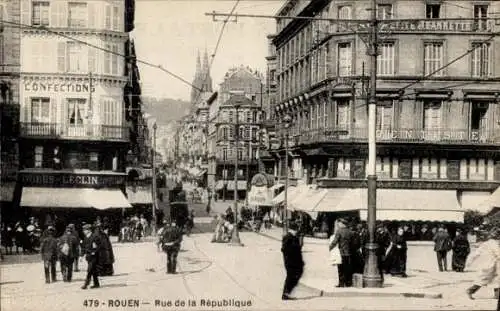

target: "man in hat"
[81,224,102,289]
[281,221,304,300]
[329,218,355,287]
[40,226,58,283]
[58,225,79,282]
[160,221,183,274]
[433,226,452,272]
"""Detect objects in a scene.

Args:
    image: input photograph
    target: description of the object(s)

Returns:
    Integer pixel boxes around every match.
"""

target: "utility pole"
[363,0,382,288]
[152,122,158,236]
[231,103,243,246]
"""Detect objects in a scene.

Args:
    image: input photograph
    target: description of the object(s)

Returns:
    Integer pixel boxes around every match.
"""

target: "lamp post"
[230,102,243,246]
[282,114,292,236]
[152,122,158,236]
[362,0,383,288]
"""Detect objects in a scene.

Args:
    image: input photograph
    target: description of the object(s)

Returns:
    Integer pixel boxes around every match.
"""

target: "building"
[16,0,136,226]
[208,92,265,201]
[0,1,21,219]
[268,0,500,223]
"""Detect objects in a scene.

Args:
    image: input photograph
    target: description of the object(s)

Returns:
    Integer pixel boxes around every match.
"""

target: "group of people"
[1,217,43,255]
[39,220,114,289]
[281,217,500,304]
[119,215,150,243]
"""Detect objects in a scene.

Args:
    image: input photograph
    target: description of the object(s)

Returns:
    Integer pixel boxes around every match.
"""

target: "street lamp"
[282,114,292,236]
[230,101,243,246]
[151,122,158,236]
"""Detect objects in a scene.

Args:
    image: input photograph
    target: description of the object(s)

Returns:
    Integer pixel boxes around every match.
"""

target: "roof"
[220,94,257,108]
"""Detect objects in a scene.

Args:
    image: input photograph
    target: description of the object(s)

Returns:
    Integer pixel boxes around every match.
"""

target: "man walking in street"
[433,226,452,272]
[40,226,58,284]
[329,218,355,287]
[281,222,304,300]
[58,225,79,282]
[160,221,183,274]
[81,224,102,289]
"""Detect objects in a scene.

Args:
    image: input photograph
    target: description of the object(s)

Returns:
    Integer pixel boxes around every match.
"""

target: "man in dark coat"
[433,226,452,271]
[281,222,304,300]
[170,191,189,231]
[160,221,183,274]
[95,222,114,276]
[81,224,102,289]
[329,218,355,287]
[40,226,58,283]
[58,225,79,282]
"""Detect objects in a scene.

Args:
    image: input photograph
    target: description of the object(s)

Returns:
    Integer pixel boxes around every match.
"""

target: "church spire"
[203,48,210,74]
[196,50,202,78]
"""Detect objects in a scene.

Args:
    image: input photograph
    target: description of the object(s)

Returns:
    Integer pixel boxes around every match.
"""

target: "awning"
[478,187,500,215]
[320,188,463,222]
[126,186,153,205]
[290,187,328,212]
[21,187,132,209]
[272,184,309,205]
[0,182,16,202]
[313,188,355,212]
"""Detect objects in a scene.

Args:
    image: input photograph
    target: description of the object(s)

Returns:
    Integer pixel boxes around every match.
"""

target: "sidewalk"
[254,227,463,299]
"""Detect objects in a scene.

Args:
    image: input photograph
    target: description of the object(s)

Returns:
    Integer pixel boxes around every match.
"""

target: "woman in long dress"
[452,229,470,272]
[385,227,408,277]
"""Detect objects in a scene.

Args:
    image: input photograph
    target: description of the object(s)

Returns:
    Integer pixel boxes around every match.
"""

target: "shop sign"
[248,186,271,206]
[251,173,271,187]
[21,172,125,187]
[24,82,96,93]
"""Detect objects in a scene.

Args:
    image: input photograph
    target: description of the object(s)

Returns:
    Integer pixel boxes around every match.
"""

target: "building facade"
[208,92,264,200]
[16,0,135,222]
[0,0,21,215]
[269,0,500,219]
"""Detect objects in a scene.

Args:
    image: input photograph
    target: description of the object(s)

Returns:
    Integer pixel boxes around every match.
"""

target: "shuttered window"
[378,42,395,76]
[376,100,393,130]
[32,1,50,26]
[336,99,349,129]
[68,2,87,28]
[424,42,444,76]
[338,42,352,77]
[471,43,491,77]
[31,98,51,123]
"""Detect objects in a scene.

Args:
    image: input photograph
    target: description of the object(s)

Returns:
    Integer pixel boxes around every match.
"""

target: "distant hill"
[142,97,191,125]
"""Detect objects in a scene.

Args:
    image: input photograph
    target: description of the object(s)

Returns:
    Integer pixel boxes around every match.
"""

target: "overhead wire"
[0,19,203,93]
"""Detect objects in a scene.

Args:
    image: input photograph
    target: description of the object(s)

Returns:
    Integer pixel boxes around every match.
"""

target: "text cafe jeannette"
[24,81,96,93]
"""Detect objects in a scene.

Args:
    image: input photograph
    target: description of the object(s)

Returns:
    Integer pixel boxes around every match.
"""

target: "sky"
[131,0,285,101]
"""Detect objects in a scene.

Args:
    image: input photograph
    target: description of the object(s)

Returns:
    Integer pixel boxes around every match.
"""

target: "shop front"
[18,170,131,235]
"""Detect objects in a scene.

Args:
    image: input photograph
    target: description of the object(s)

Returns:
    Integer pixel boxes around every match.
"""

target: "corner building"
[269,0,500,223]
[17,0,134,227]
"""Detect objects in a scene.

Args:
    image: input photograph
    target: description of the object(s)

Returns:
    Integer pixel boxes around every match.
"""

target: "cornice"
[20,73,128,87]
[22,28,129,41]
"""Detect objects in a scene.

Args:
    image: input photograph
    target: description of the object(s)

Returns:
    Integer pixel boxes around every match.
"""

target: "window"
[338,42,352,76]
[228,111,234,123]
[238,148,244,160]
[426,4,440,19]
[378,42,395,76]
[111,45,119,74]
[470,102,489,139]
[471,43,491,77]
[222,148,228,160]
[112,6,120,31]
[221,127,228,139]
[105,5,112,29]
[32,2,50,26]
[474,5,488,31]
[376,100,393,130]
[101,99,120,126]
[424,42,444,76]
[336,100,349,129]
[67,42,85,73]
[68,98,86,125]
[338,5,352,19]
[34,146,44,168]
[377,4,393,20]
[104,44,111,74]
[68,2,87,28]
[31,98,51,122]
[423,100,441,139]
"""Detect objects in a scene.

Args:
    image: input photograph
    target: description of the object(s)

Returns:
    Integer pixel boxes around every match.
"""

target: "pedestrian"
[329,218,355,287]
[40,226,58,284]
[433,226,452,272]
[81,224,101,289]
[58,225,79,282]
[72,223,82,272]
[281,221,303,300]
[94,221,114,277]
[452,229,470,272]
[465,227,500,301]
[385,227,408,277]
[160,221,183,274]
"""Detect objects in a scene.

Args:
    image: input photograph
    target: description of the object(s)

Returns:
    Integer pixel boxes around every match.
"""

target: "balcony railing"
[296,127,500,145]
[20,123,129,141]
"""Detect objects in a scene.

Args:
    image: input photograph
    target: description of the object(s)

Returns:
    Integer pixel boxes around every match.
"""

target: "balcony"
[20,123,129,142]
[296,127,500,145]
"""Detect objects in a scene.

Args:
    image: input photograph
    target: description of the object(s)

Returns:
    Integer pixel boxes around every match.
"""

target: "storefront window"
[31,98,50,123]
[68,98,86,125]
[34,146,43,168]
